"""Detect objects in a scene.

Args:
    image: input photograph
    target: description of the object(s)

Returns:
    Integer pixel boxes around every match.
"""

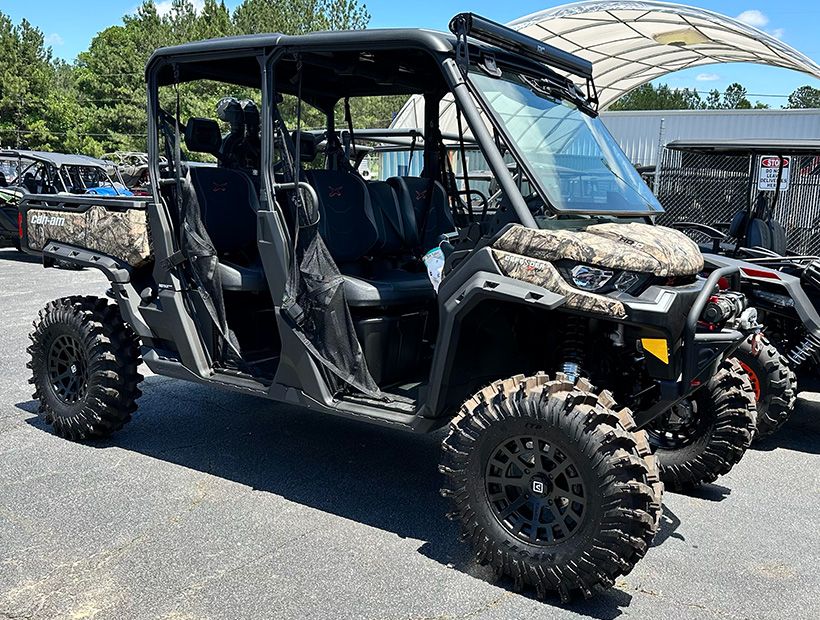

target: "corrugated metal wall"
[377,150,424,180]
[601,109,820,167]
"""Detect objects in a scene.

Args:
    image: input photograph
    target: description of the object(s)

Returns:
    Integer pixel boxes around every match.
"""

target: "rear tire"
[441,373,662,601]
[648,359,756,492]
[27,296,142,441]
[734,334,796,440]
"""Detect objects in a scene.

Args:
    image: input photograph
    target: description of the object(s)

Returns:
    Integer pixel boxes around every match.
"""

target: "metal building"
[602,109,820,167]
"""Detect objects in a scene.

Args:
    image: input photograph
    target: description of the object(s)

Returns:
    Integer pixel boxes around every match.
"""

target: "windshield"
[470,70,662,215]
[0,158,22,184]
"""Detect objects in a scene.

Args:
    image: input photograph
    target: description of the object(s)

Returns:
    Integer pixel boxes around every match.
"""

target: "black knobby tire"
[733,334,797,440]
[440,373,662,602]
[648,359,756,492]
[27,296,143,440]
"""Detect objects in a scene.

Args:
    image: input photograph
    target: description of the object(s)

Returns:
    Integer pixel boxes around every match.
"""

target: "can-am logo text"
[30,214,66,226]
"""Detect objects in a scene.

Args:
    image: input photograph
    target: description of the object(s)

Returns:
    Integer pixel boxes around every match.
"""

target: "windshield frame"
[464,62,661,218]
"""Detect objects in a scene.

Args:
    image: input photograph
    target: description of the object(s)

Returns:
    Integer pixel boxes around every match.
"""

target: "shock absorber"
[788,332,820,368]
[560,317,586,383]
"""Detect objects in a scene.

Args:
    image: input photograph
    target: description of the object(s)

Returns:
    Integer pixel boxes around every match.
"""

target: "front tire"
[441,373,662,601]
[734,334,796,440]
[647,359,756,492]
[27,296,143,440]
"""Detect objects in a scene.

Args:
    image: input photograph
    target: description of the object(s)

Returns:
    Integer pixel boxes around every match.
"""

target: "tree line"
[610,82,820,111]
[0,0,403,156]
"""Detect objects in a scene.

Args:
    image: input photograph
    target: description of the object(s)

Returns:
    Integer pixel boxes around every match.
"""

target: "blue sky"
[7,0,820,107]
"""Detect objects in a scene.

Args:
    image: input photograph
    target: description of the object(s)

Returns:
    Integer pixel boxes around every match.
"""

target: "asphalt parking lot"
[0,246,818,620]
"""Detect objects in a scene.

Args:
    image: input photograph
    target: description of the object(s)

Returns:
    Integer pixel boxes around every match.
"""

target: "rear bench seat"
[304,170,453,307]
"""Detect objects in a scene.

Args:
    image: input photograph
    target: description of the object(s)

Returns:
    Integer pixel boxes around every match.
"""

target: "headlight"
[570,265,614,291]
[560,263,651,294]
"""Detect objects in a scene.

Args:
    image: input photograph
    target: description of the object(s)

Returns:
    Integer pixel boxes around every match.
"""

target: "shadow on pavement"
[0,247,40,264]
[670,482,731,503]
[751,393,820,455]
[652,504,683,546]
[18,375,693,618]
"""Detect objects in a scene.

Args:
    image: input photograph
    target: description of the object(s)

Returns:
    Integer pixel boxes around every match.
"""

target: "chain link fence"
[653,149,820,256]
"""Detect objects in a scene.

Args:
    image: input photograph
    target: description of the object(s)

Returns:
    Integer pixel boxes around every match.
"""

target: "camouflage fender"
[494,222,703,277]
[492,249,626,318]
[27,205,151,267]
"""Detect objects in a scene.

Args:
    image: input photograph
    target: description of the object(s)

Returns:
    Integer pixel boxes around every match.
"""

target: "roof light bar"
[448,12,593,79]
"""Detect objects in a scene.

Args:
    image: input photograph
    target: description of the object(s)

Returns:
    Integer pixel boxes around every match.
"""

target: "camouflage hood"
[493,222,703,277]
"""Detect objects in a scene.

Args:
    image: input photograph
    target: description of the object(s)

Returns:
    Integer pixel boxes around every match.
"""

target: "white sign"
[757,155,791,192]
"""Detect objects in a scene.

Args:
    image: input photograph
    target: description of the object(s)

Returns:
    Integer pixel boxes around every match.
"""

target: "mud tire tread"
[27,296,143,441]
[653,359,756,492]
[440,373,662,601]
[735,335,797,440]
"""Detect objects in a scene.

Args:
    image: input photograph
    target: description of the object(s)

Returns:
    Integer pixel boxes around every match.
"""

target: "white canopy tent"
[390,1,820,129]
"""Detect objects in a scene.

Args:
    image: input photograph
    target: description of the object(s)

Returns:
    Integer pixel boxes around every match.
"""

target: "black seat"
[188,166,259,252]
[305,169,379,262]
[185,116,267,295]
[188,166,266,293]
[367,181,410,256]
[769,220,788,255]
[341,262,434,306]
[728,211,747,239]
[305,169,434,306]
[387,176,455,252]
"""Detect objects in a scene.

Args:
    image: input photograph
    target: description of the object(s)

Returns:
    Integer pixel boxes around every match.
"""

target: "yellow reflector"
[641,338,669,364]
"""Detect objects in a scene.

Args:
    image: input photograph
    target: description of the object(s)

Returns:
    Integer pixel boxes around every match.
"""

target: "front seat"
[304,169,434,307]
[387,176,455,252]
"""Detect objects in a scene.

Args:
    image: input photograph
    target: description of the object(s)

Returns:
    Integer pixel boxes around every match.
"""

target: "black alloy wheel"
[47,333,89,404]
[485,434,587,545]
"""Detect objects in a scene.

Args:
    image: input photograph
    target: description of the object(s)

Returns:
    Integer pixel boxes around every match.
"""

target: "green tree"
[609,83,704,111]
[2,0,379,153]
[721,83,752,109]
[233,0,369,34]
[785,85,820,109]
[0,14,61,149]
[74,0,372,153]
[610,81,770,111]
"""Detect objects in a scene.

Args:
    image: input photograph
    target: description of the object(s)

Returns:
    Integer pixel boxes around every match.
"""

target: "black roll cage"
[144,37,550,247]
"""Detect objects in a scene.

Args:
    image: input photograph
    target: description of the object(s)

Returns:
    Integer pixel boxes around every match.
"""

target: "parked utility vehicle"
[0,150,133,249]
[22,14,757,600]
[666,139,812,438]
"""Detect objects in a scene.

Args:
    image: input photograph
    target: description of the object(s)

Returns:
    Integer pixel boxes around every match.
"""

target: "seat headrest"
[185,118,221,156]
[216,97,244,127]
[241,99,260,128]
[291,132,318,162]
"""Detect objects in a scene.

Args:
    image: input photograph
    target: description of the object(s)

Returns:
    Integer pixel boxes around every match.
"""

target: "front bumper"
[627,266,753,428]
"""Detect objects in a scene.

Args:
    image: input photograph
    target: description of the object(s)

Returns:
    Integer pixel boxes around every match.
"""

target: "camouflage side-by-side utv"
[21,14,757,600]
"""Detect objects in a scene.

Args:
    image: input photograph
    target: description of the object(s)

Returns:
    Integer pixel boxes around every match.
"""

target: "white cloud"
[770,27,785,39]
[155,0,205,16]
[736,10,769,28]
[696,72,721,82]
[44,33,64,46]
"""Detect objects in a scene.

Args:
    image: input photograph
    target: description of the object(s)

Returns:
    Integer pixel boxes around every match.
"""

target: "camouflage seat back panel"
[27,204,152,267]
